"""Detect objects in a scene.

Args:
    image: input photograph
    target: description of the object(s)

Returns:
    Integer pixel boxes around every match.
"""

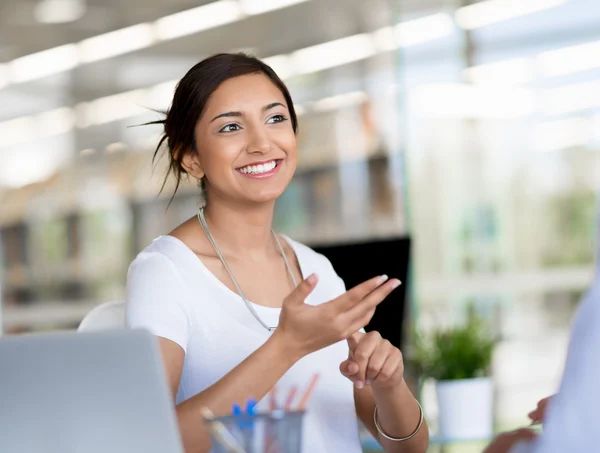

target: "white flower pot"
[435,377,493,441]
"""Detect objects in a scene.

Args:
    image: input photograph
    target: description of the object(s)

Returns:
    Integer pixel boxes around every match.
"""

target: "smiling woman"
[125,53,428,453]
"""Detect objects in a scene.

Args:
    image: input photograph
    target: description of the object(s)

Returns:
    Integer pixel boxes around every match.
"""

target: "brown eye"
[267,114,287,124]
[219,123,242,133]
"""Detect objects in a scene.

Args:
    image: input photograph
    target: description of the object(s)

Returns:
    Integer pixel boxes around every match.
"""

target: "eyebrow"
[209,102,285,123]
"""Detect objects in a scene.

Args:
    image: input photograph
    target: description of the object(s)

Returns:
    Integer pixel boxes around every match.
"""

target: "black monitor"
[311,237,410,349]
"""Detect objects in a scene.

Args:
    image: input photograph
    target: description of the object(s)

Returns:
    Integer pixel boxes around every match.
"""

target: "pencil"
[269,386,278,412]
[283,386,298,411]
[201,407,247,453]
[297,373,320,410]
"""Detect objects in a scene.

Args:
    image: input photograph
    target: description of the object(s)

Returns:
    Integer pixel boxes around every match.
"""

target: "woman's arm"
[160,274,400,453]
[344,331,429,453]
[355,383,429,453]
[161,332,300,453]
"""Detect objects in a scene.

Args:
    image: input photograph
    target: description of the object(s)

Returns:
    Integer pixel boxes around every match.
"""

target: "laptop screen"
[312,237,410,349]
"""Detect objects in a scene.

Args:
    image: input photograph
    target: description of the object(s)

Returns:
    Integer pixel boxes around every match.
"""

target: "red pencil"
[297,374,320,410]
[283,386,298,412]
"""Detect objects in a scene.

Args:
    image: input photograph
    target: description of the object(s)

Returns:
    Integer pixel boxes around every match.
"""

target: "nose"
[245,124,272,154]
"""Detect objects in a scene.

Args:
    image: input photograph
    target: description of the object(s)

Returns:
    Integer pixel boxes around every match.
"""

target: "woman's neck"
[201,199,278,259]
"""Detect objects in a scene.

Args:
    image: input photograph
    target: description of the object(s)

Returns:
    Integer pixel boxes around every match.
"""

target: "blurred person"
[484,268,600,453]
[126,53,428,453]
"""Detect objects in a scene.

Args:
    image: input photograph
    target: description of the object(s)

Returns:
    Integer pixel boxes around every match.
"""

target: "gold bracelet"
[373,400,424,442]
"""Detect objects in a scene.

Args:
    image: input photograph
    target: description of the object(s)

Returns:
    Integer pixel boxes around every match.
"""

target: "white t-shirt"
[125,235,363,453]
[510,271,600,453]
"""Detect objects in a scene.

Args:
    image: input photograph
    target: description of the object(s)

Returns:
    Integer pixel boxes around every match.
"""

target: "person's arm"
[341,331,429,453]
[134,263,399,453]
[526,284,600,453]
[161,331,301,453]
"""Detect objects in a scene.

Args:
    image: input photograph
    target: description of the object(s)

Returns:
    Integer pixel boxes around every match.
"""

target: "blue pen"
[245,398,257,416]
[232,403,243,416]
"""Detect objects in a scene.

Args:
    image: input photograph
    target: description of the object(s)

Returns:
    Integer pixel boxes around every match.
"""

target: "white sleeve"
[523,283,600,453]
[125,252,190,353]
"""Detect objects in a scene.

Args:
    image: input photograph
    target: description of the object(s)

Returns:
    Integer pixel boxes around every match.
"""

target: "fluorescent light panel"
[539,39,600,77]
[239,0,309,15]
[155,0,242,41]
[455,0,568,30]
[543,80,600,115]
[395,13,454,47]
[464,58,535,85]
[311,91,368,112]
[412,83,534,118]
[9,44,79,83]
[291,34,377,75]
[79,24,157,63]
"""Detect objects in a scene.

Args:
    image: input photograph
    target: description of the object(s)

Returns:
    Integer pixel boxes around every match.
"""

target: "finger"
[372,348,401,385]
[345,278,401,323]
[346,331,364,351]
[351,332,381,388]
[339,359,359,379]
[331,275,390,312]
[282,273,318,307]
[365,341,389,384]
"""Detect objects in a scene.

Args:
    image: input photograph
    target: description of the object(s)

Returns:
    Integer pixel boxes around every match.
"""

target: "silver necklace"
[197,207,298,332]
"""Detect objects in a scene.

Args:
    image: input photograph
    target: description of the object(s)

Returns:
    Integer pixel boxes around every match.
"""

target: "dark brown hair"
[151,53,298,204]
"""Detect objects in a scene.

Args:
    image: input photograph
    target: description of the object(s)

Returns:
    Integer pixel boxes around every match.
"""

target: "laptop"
[312,236,411,349]
[0,329,184,453]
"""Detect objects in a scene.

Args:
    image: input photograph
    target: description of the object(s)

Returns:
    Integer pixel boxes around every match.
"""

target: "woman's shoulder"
[128,235,193,279]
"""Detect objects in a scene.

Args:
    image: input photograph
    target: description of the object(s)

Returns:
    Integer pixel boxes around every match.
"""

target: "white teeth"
[239,160,277,174]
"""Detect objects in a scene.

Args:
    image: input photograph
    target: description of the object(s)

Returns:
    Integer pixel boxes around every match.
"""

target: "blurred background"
[1,0,599,448]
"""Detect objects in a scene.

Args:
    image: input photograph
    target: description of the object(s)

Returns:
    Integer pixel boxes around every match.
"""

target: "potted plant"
[411,310,497,441]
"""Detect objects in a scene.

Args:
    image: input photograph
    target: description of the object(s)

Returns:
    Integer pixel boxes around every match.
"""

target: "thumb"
[340,359,359,377]
[347,331,364,352]
[283,273,318,307]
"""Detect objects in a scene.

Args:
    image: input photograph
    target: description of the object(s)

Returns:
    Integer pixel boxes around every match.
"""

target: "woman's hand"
[528,395,553,424]
[339,330,404,389]
[483,429,537,453]
[274,274,401,359]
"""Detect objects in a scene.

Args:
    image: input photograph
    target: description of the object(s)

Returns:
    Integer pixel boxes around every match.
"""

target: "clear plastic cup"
[207,410,305,453]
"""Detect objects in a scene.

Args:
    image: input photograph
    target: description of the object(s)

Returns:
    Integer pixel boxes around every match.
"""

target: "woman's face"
[189,73,297,207]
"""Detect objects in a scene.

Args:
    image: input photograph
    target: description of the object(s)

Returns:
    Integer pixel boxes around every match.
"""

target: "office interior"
[1,0,600,451]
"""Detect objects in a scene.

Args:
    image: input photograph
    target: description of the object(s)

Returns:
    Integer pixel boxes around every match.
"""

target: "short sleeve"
[125,252,190,353]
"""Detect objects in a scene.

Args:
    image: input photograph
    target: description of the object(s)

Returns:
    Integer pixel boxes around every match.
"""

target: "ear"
[180,148,205,180]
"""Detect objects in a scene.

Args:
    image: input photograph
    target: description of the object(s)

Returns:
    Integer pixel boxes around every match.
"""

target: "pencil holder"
[207,410,305,453]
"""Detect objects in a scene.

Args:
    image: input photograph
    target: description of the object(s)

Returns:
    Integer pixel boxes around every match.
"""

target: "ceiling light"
[411,83,534,118]
[463,58,535,85]
[455,0,568,30]
[395,13,454,47]
[543,80,600,115]
[79,24,156,63]
[34,0,86,24]
[37,107,76,136]
[372,27,396,52]
[291,34,376,75]
[311,91,368,112]
[80,148,96,156]
[105,142,127,153]
[239,0,309,15]
[9,44,78,83]
[80,89,149,126]
[538,39,600,77]
[0,117,38,147]
[155,0,242,41]
[262,54,294,79]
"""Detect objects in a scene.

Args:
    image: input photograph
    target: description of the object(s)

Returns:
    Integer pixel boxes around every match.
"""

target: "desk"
[362,434,491,453]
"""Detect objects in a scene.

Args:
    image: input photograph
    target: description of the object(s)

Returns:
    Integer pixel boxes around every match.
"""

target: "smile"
[236,159,282,178]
